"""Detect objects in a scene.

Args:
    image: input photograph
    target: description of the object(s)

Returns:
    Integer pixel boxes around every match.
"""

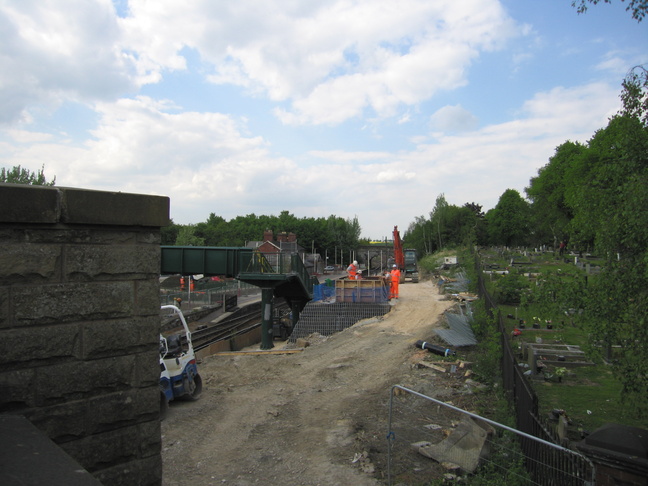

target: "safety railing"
[241,251,315,297]
[387,385,595,485]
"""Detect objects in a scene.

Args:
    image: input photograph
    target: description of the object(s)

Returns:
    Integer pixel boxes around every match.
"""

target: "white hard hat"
[393,264,397,268]
[353,260,358,265]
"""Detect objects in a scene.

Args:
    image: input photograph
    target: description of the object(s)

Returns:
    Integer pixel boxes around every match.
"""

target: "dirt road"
[161,280,455,485]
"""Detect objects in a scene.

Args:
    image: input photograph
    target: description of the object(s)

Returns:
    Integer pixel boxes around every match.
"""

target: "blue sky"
[0,0,645,240]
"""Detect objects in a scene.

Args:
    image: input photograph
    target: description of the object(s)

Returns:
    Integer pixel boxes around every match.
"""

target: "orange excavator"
[393,226,419,283]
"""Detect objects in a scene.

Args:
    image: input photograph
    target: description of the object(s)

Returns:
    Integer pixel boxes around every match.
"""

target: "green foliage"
[526,141,584,247]
[175,225,206,246]
[468,298,503,385]
[572,0,647,23]
[519,69,648,413]
[583,263,648,416]
[527,271,587,322]
[165,210,362,264]
[161,220,181,245]
[493,273,528,305]
[1,164,56,186]
[620,66,648,124]
[404,195,487,257]
[467,433,531,486]
[485,189,531,247]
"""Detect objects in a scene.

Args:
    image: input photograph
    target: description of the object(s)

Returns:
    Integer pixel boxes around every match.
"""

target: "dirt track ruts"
[161,280,454,485]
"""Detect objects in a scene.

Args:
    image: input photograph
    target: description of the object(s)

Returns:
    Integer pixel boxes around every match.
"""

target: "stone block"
[137,418,163,458]
[35,356,136,405]
[81,317,158,360]
[60,188,169,227]
[0,287,8,327]
[65,245,160,280]
[93,455,162,486]
[138,231,162,245]
[134,349,163,388]
[0,184,60,223]
[86,387,160,434]
[60,421,161,473]
[0,323,81,366]
[0,368,37,411]
[135,279,163,316]
[11,282,134,326]
[0,243,61,281]
[24,399,89,441]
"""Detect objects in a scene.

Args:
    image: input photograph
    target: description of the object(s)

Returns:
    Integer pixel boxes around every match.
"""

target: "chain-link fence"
[387,385,595,485]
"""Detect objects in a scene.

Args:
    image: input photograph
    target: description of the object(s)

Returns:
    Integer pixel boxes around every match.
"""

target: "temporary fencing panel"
[386,386,595,485]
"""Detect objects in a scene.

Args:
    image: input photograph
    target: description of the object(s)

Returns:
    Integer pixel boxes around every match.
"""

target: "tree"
[404,197,488,256]
[405,215,434,256]
[523,70,648,413]
[161,220,181,245]
[1,164,56,186]
[526,141,584,248]
[572,114,648,414]
[572,0,648,22]
[485,189,531,247]
[620,65,648,126]
[175,225,206,246]
[429,194,450,250]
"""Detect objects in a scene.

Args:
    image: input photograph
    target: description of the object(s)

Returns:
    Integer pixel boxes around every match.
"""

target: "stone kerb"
[0,183,170,486]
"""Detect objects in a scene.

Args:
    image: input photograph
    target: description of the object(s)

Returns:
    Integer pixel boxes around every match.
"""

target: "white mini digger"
[159,305,202,418]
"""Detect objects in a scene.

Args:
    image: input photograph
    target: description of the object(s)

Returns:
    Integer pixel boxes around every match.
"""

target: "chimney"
[288,232,297,242]
[263,229,273,242]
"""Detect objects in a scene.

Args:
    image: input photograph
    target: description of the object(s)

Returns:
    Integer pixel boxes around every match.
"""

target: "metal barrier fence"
[288,301,391,342]
[387,385,595,485]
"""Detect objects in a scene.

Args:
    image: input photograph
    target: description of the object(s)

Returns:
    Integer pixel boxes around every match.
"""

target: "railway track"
[190,301,290,352]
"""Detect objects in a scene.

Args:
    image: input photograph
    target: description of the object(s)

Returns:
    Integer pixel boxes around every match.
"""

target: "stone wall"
[0,183,169,485]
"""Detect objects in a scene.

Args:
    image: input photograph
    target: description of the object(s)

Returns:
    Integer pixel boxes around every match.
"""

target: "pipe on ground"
[415,340,456,357]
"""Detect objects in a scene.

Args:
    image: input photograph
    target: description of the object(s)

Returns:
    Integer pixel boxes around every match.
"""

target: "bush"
[494,273,528,304]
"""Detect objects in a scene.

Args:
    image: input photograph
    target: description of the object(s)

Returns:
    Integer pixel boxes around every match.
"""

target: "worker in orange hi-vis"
[347,260,358,280]
[390,264,401,299]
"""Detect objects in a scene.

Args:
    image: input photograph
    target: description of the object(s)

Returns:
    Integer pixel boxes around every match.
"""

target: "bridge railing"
[242,251,315,296]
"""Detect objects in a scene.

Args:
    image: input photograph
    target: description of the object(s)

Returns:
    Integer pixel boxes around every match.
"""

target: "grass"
[473,248,647,433]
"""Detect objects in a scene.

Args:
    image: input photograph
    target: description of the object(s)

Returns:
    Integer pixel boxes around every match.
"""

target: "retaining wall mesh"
[289,302,392,342]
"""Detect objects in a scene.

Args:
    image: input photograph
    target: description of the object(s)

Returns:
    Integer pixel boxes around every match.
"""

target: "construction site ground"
[161,279,482,485]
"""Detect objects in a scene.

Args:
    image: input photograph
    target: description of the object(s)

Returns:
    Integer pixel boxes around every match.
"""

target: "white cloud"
[0,0,137,124]
[430,105,479,132]
[7,129,54,144]
[0,0,521,128]
[376,169,416,182]
[116,0,520,125]
[3,80,618,238]
[0,0,638,240]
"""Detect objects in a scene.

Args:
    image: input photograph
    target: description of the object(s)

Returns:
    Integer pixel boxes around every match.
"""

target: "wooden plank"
[417,361,447,372]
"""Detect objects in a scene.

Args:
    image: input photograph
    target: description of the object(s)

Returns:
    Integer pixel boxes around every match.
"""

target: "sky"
[0,1,645,240]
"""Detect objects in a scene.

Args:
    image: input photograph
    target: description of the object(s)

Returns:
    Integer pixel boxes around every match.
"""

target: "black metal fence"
[476,265,595,485]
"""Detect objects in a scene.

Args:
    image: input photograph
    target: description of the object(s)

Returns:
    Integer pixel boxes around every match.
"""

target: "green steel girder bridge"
[160,246,317,349]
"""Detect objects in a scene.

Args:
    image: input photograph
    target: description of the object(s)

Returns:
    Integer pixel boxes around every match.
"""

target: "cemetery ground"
[478,248,646,436]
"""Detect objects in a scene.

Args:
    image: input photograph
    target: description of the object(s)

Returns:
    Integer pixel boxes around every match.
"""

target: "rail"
[240,251,315,298]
